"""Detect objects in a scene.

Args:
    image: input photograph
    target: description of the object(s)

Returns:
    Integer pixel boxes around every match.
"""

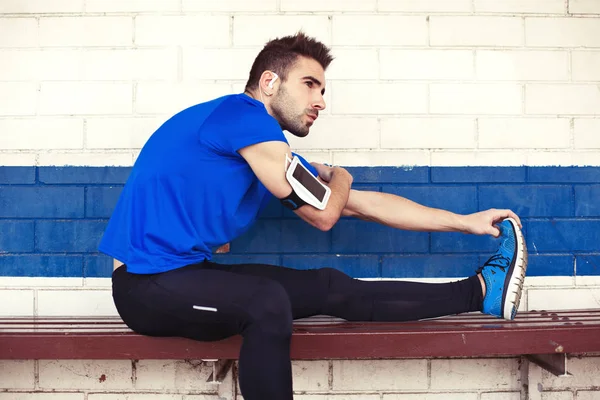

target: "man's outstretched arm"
[342,189,521,237]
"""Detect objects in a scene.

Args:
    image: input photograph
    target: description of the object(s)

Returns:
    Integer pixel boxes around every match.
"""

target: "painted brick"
[326,49,379,80]
[526,84,600,115]
[0,82,37,116]
[82,49,178,81]
[89,395,182,400]
[0,394,84,400]
[383,394,478,400]
[38,153,134,167]
[230,220,282,253]
[281,255,379,278]
[575,185,600,216]
[479,118,570,149]
[136,16,229,47]
[85,255,114,278]
[296,396,380,400]
[183,0,276,11]
[332,220,429,254]
[86,117,160,150]
[0,187,84,218]
[0,18,38,47]
[380,118,476,149]
[0,119,84,150]
[332,360,428,390]
[384,185,478,214]
[282,0,374,11]
[474,0,565,13]
[0,221,35,252]
[431,167,527,183]
[476,50,569,81]
[0,0,83,13]
[211,254,281,266]
[572,51,600,81]
[0,360,35,389]
[233,16,330,46]
[38,360,132,390]
[183,48,258,80]
[480,393,521,400]
[574,119,600,149]
[0,255,83,277]
[539,393,574,400]
[281,220,331,253]
[287,117,379,150]
[431,358,520,390]
[570,0,600,13]
[527,255,574,277]
[430,16,524,46]
[479,185,573,217]
[39,17,132,47]
[528,167,600,183]
[36,220,107,253]
[431,231,499,253]
[0,154,37,167]
[526,17,600,47]
[135,83,232,115]
[86,0,180,12]
[541,356,600,388]
[335,151,431,168]
[0,49,79,81]
[380,49,474,80]
[527,220,600,252]
[532,288,600,311]
[39,167,131,184]
[381,255,480,278]
[430,84,522,115]
[577,391,600,400]
[346,167,429,183]
[39,83,133,116]
[292,360,329,391]
[0,167,35,184]
[37,289,117,316]
[0,290,33,316]
[86,186,123,218]
[332,82,428,115]
[134,360,217,391]
[332,16,428,46]
[378,0,472,12]
[577,255,600,276]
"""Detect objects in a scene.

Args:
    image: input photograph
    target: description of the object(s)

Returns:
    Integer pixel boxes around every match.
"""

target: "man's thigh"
[202,261,330,319]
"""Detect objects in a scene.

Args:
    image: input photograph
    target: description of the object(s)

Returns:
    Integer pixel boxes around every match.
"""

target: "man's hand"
[461,209,522,237]
[310,162,334,182]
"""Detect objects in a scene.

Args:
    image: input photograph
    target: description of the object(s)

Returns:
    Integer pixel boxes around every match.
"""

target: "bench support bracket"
[526,353,570,377]
[205,359,234,383]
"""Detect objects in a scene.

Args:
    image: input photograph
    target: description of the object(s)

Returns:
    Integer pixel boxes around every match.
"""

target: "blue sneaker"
[478,218,528,320]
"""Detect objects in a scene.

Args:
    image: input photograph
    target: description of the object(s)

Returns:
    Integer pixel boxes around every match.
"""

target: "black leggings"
[112,261,483,400]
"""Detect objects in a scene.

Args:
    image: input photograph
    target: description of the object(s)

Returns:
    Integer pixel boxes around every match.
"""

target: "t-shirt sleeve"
[291,152,319,177]
[228,113,288,153]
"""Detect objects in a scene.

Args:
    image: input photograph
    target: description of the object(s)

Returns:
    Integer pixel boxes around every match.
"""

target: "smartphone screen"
[292,163,327,201]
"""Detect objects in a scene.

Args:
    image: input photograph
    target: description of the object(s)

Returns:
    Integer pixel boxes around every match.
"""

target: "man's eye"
[305,81,313,88]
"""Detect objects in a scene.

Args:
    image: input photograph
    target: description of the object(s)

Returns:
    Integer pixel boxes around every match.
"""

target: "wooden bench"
[2,309,600,381]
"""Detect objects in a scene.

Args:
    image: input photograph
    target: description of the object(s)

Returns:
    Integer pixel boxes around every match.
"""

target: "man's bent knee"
[243,280,293,337]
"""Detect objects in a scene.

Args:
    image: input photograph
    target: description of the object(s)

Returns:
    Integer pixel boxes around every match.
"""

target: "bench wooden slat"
[1,310,600,360]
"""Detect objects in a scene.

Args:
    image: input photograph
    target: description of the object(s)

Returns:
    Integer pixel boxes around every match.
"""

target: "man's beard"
[270,87,310,137]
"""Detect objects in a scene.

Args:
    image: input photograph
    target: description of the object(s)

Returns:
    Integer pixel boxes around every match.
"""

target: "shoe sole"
[502,217,528,320]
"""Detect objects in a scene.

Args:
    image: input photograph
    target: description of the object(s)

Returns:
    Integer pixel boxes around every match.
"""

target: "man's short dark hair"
[244,31,334,92]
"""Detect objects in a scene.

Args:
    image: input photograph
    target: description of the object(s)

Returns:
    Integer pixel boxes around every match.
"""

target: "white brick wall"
[0,1,598,166]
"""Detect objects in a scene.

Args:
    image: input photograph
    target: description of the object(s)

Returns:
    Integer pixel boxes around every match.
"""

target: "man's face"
[269,56,326,137]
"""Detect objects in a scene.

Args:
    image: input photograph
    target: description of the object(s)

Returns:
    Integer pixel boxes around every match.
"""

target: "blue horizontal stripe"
[0,166,599,278]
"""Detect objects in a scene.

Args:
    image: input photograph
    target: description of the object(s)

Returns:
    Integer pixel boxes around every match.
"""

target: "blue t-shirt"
[99,93,316,274]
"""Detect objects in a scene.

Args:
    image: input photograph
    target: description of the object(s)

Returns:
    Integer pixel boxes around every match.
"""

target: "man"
[100,32,527,400]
